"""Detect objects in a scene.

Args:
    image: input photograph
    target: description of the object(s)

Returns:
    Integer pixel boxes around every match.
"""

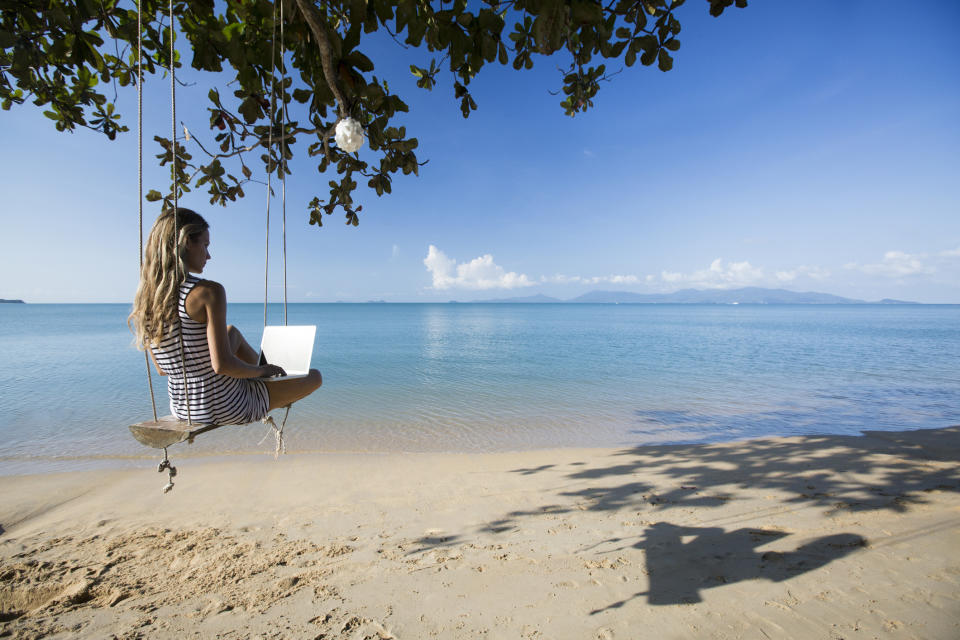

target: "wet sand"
[2,426,959,639]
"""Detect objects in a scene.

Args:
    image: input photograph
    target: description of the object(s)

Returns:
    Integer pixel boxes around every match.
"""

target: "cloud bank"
[846,250,935,277]
[660,258,765,289]
[424,245,534,290]
[542,274,641,285]
[424,246,956,296]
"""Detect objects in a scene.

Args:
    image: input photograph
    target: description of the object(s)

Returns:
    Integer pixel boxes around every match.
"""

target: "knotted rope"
[258,406,291,458]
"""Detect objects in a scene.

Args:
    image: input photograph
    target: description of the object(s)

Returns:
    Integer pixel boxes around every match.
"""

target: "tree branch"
[293,0,348,119]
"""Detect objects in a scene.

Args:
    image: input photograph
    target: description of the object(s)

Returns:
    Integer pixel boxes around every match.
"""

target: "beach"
[2,426,958,639]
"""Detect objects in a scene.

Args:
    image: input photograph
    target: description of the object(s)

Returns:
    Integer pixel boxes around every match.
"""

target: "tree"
[1,0,746,226]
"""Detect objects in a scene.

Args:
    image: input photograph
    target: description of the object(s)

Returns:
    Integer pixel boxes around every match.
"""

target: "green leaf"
[657,49,673,71]
[223,22,243,42]
[570,1,603,25]
[533,1,567,55]
[482,35,497,62]
[238,96,259,124]
[346,51,375,73]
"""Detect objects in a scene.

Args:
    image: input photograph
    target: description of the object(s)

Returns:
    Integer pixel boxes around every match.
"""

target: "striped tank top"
[151,274,269,425]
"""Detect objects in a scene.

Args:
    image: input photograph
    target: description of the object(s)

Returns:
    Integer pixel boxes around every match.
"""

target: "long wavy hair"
[129,208,209,349]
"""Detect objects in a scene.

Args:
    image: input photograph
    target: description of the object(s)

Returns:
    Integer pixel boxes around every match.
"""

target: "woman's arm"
[189,280,279,379]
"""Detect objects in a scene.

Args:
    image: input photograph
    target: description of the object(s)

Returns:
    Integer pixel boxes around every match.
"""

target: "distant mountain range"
[471,287,917,304]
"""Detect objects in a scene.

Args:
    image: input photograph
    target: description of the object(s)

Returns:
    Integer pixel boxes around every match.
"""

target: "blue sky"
[2,0,959,303]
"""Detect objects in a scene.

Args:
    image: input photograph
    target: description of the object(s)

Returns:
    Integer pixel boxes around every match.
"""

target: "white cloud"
[603,274,640,284]
[542,274,583,285]
[775,270,796,282]
[847,250,934,277]
[542,259,843,292]
[775,265,831,282]
[659,258,765,289]
[940,246,960,258]
[424,245,534,290]
[391,244,400,259]
[542,274,641,285]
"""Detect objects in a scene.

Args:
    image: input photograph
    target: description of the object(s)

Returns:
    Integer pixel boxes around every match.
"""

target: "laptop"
[255,325,316,381]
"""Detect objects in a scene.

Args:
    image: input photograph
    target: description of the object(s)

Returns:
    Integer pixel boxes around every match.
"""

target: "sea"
[1,303,958,475]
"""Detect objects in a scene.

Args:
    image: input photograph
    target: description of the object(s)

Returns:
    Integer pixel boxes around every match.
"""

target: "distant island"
[470,287,917,305]
[1,299,25,304]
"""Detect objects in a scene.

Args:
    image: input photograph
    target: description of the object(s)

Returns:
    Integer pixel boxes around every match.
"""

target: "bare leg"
[227,324,259,364]
[264,369,322,411]
[225,325,322,410]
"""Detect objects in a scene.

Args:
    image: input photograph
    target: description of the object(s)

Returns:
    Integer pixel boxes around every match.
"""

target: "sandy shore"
[1,426,958,639]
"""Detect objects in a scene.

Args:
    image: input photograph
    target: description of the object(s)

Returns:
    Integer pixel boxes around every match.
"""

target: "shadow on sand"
[594,526,865,610]
[409,426,959,607]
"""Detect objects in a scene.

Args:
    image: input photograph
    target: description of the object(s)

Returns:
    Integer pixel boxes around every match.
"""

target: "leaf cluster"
[1,0,745,226]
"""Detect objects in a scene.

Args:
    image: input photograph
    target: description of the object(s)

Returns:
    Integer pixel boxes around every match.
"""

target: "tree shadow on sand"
[568,425,960,514]
[406,426,959,607]
[593,524,866,610]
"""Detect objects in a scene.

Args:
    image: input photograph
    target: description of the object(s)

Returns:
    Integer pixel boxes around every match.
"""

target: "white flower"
[334,117,364,153]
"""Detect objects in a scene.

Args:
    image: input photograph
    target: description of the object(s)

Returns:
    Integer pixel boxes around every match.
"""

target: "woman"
[129,208,321,425]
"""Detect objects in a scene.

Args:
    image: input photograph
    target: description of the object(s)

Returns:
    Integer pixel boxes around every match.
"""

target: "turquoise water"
[1,303,958,474]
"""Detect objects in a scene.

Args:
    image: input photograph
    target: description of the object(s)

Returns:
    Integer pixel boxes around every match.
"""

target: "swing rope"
[280,0,289,327]
[169,0,193,427]
[260,0,291,455]
[264,0,290,327]
[263,0,274,330]
[138,1,158,423]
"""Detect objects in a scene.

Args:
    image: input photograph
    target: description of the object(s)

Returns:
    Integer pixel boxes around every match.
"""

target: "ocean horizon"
[1,302,958,475]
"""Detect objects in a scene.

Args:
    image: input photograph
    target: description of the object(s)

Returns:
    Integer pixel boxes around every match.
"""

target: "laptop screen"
[258,325,316,375]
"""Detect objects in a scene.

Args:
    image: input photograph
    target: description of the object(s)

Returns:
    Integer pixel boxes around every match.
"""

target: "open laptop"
[255,325,316,381]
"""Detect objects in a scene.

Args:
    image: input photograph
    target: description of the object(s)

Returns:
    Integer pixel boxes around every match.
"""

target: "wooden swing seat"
[129,416,221,449]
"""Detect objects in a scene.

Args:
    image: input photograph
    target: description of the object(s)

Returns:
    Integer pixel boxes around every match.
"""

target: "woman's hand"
[259,364,287,378]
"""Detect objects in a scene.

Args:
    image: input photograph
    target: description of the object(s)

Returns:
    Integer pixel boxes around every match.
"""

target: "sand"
[1,426,958,639]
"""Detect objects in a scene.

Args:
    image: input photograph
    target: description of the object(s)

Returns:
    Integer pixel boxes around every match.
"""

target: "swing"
[129,0,293,492]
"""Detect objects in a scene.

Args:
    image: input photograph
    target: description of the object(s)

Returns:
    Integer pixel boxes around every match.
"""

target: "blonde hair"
[129,208,209,349]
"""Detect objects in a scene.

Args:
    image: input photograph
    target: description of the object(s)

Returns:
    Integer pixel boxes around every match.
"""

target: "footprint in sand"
[0,577,95,621]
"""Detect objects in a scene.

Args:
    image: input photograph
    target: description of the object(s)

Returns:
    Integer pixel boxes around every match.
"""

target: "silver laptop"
[255,325,316,380]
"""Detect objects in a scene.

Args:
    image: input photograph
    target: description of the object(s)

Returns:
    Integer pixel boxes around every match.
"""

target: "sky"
[2,0,959,303]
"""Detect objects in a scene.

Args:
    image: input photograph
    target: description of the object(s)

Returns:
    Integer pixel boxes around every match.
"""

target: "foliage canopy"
[1,0,746,226]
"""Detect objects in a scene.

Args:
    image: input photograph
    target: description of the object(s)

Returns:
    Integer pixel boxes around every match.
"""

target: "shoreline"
[2,426,958,638]
[5,422,959,479]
